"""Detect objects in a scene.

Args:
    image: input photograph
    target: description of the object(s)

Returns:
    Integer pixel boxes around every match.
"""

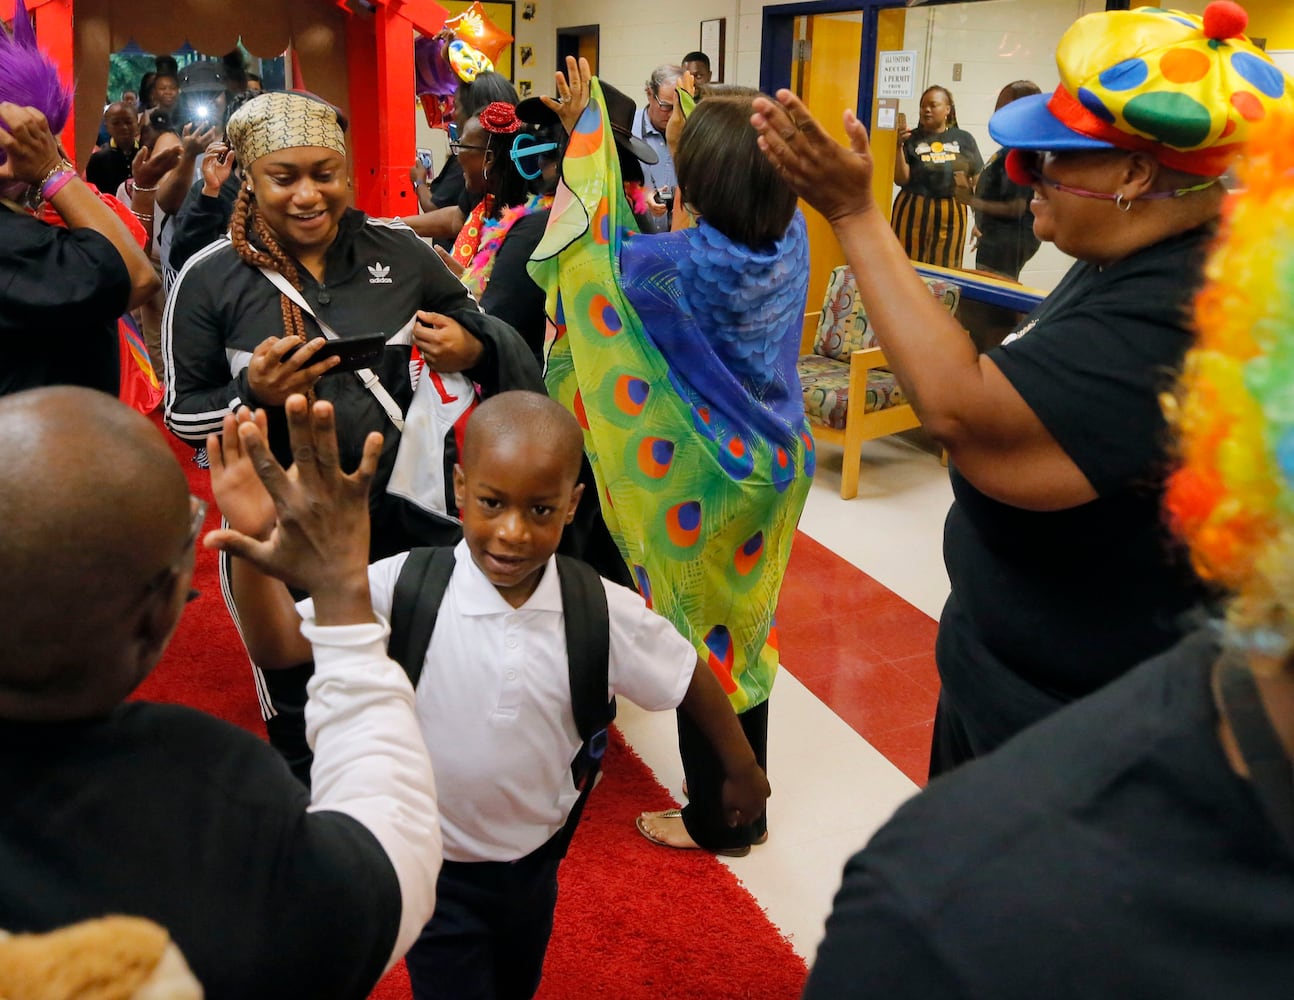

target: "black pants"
[405,836,564,1000]
[975,233,1040,282]
[261,663,315,787]
[677,699,769,851]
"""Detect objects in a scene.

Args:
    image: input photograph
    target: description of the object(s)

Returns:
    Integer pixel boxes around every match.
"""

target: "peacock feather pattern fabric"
[529,81,813,712]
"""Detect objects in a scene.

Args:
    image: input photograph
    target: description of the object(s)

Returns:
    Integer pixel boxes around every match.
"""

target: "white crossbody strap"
[257,266,405,432]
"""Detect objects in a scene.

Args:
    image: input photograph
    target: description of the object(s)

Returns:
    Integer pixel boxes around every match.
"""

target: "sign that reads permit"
[877,51,918,100]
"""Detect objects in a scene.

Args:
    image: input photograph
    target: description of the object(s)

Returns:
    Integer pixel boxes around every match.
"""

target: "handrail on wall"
[913,263,1046,312]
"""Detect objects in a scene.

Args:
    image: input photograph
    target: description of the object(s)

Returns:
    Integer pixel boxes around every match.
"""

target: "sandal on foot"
[635,809,754,858]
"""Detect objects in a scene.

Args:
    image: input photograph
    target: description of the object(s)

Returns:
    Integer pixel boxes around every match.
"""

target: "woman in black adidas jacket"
[164,91,540,780]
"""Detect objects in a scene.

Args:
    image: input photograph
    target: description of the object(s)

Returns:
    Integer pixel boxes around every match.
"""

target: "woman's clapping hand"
[751,90,878,225]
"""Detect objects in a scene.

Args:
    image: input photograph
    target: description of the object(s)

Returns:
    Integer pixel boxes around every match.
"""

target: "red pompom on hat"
[478,101,522,134]
[1203,1,1248,41]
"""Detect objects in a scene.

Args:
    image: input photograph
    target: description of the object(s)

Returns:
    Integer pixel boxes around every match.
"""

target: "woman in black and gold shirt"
[892,85,982,268]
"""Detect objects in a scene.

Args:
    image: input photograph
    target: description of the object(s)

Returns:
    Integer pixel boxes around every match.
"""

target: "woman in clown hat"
[752,2,1294,775]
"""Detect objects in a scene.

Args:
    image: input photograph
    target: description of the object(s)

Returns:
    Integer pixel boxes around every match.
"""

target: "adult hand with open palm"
[750,89,879,226]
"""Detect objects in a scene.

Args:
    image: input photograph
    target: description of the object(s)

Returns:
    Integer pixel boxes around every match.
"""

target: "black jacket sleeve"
[163,251,252,444]
[168,175,238,274]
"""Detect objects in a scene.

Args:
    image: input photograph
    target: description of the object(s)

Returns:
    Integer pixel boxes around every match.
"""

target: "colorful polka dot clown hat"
[989,2,1293,176]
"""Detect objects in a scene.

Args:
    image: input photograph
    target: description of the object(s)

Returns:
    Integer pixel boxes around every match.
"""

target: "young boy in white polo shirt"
[209,390,770,1000]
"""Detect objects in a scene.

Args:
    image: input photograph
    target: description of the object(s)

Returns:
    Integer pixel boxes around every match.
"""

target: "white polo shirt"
[299,541,696,862]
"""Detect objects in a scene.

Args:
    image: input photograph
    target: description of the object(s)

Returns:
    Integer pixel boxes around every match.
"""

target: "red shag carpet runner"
[135,417,809,999]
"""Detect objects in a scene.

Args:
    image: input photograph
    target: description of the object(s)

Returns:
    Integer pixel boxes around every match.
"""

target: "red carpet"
[138,416,809,999]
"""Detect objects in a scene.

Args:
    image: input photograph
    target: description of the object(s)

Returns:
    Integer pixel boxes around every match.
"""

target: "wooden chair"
[798,266,961,499]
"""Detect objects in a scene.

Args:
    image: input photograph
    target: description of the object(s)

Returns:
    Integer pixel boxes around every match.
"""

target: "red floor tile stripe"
[777,532,940,786]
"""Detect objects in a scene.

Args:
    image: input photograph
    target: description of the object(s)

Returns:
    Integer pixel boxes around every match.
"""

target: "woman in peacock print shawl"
[528,60,814,855]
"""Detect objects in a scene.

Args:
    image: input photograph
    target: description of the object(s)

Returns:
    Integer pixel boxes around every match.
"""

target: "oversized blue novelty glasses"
[509,133,558,180]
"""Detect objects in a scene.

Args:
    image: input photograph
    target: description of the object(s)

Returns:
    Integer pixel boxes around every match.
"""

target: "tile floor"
[617,435,954,963]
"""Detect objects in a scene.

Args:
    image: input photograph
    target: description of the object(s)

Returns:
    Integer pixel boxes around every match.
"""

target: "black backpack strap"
[387,546,457,689]
[551,555,615,856]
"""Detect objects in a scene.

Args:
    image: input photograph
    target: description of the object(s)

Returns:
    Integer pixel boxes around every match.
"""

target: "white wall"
[548,0,743,97]
[902,0,1102,288]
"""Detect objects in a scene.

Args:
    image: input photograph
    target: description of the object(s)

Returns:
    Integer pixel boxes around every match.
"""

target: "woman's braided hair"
[229,186,309,341]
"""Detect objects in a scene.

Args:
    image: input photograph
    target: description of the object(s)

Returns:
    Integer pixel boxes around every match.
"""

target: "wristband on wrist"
[39,160,77,201]
[132,182,159,192]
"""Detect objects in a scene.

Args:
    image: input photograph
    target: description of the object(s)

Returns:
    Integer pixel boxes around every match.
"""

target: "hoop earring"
[1115,193,1133,213]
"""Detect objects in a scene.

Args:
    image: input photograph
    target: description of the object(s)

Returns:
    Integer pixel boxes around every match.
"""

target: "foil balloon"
[414,35,461,97]
[448,39,493,83]
[443,1,514,64]
[420,93,455,130]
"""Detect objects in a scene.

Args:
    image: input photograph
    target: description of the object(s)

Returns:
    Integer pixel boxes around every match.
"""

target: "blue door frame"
[759,0,909,130]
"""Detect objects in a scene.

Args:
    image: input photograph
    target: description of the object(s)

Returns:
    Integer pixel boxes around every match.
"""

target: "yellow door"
[796,11,863,349]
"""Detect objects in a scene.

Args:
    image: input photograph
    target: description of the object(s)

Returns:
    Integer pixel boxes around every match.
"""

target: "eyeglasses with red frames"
[1005,149,1218,203]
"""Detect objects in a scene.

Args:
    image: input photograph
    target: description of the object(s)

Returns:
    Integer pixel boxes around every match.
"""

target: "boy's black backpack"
[387,547,616,857]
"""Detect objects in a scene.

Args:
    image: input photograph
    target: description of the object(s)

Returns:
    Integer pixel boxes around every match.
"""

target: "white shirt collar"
[452,539,564,615]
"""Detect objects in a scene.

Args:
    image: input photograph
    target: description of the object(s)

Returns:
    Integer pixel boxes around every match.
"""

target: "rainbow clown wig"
[0,0,73,170]
[1164,102,1294,666]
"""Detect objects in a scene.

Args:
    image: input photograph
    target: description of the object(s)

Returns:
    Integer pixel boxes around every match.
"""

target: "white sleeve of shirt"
[298,616,441,972]
[603,580,698,712]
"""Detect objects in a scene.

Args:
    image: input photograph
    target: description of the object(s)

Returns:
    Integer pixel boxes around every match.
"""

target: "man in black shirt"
[85,101,140,195]
[803,632,1294,999]
[0,387,442,998]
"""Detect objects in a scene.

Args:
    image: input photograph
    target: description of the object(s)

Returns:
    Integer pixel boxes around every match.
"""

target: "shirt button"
[506,670,517,681]
[317,290,331,305]
[506,637,518,649]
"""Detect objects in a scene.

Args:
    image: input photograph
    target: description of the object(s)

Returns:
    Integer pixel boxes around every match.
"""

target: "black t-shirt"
[431,155,466,210]
[939,226,1214,749]
[85,143,137,197]
[974,149,1038,255]
[900,126,983,199]
[0,209,129,397]
[479,209,549,365]
[805,631,1294,999]
[0,702,402,999]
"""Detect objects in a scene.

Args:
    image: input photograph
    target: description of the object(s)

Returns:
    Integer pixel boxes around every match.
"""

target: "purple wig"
[0,0,74,149]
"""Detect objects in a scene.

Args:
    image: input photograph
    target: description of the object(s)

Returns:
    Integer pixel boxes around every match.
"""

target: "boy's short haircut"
[676,95,797,249]
[462,391,584,482]
[682,51,711,69]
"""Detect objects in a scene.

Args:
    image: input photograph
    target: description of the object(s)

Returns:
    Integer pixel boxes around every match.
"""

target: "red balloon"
[420,94,455,129]
[443,1,513,65]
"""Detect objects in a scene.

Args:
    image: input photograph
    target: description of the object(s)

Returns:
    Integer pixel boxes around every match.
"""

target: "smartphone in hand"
[288,333,388,374]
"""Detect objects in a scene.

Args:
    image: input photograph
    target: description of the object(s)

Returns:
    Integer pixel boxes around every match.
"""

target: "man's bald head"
[0,388,192,720]
[461,391,585,489]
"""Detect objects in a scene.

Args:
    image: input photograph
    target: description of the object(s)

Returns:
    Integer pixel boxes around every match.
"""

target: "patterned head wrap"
[990,2,1294,176]
[225,92,347,167]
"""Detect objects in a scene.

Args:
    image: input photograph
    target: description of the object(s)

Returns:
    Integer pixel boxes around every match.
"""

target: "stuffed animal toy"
[0,916,202,1000]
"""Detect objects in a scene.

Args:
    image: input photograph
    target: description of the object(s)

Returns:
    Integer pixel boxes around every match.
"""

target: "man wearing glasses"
[632,64,682,234]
